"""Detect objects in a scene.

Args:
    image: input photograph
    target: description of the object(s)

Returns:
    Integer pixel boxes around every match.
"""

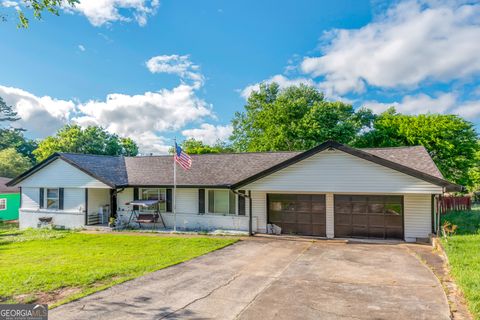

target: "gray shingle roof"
[7,142,450,189]
[60,153,128,187]
[58,144,444,187]
[125,152,299,186]
[361,146,444,179]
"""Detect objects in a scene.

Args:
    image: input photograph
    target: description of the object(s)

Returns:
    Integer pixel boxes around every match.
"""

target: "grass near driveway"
[0,222,237,307]
[441,206,480,319]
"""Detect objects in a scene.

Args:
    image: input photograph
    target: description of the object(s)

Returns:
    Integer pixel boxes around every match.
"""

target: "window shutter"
[166,188,172,212]
[208,190,214,213]
[39,188,44,209]
[229,191,235,215]
[238,190,246,216]
[19,187,22,209]
[133,187,139,210]
[198,189,205,214]
[59,188,64,210]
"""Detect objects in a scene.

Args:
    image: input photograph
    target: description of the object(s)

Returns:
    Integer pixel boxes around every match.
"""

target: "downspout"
[232,189,253,236]
[248,190,253,236]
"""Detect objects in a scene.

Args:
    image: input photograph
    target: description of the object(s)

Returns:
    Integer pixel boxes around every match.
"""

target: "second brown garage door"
[334,195,404,239]
[268,194,326,236]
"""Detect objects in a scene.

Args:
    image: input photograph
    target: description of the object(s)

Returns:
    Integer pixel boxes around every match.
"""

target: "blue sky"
[0,0,479,153]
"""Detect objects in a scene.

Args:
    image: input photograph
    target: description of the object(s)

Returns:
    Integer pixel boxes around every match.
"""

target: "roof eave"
[6,153,116,188]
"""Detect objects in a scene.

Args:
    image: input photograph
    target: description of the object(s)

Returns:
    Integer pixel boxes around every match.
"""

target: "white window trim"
[0,198,6,211]
[206,189,237,216]
[46,188,60,210]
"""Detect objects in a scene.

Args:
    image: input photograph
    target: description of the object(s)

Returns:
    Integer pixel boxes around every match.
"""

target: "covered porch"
[85,188,116,226]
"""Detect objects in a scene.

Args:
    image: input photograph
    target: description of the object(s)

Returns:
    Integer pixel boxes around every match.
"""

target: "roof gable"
[231,141,460,192]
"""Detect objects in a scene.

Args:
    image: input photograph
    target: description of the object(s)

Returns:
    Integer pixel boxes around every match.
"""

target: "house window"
[0,198,6,211]
[208,190,235,215]
[140,188,166,212]
[46,188,59,209]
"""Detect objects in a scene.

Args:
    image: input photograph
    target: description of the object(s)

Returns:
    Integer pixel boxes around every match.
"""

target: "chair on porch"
[125,200,166,230]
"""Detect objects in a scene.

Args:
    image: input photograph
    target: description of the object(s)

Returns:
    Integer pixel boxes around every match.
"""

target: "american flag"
[174,142,192,170]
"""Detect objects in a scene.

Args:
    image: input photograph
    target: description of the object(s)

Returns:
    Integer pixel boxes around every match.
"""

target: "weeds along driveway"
[51,239,450,320]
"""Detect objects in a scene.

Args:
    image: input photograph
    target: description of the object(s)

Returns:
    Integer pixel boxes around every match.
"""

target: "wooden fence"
[437,196,472,215]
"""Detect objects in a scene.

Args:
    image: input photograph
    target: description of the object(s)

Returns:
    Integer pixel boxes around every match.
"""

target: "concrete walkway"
[50,239,450,320]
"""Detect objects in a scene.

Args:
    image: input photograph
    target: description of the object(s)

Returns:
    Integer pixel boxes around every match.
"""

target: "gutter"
[232,189,253,236]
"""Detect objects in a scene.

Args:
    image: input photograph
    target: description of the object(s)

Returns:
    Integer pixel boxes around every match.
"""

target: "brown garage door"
[268,194,326,236]
[334,195,403,239]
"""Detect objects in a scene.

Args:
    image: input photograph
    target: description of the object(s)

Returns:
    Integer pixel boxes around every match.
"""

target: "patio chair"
[135,212,161,229]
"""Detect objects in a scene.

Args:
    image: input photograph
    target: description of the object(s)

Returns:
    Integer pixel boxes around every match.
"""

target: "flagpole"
[173,138,177,232]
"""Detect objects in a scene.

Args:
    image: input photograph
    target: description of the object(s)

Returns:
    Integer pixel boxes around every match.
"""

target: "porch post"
[84,188,88,225]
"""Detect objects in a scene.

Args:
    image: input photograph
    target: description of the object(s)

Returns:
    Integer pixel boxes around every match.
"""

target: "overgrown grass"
[441,206,480,319]
[0,226,237,307]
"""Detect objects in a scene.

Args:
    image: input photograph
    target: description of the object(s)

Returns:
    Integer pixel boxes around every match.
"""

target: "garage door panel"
[386,228,403,239]
[297,212,312,224]
[312,225,326,236]
[268,194,326,237]
[334,195,403,240]
[352,226,369,238]
[311,213,325,224]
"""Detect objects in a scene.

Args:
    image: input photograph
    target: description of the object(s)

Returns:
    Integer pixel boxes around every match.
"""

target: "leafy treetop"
[33,124,139,162]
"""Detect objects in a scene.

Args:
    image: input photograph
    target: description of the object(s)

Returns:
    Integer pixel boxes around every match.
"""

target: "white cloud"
[1,0,19,10]
[0,83,214,154]
[301,0,480,95]
[241,74,314,99]
[146,55,204,89]
[78,44,86,52]
[0,86,76,138]
[182,124,233,145]
[364,92,480,120]
[65,0,160,27]
[72,84,212,153]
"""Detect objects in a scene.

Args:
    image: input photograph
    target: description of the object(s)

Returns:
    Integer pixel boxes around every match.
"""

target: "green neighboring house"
[0,177,20,221]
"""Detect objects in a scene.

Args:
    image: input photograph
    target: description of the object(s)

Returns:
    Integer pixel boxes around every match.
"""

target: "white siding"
[19,187,87,229]
[22,187,39,210]
[326,193,334,238]
[21,187,85,212]
[176,188,198,214]
[19,159,110,188]
[19,210,84,229]
[245,149,442,194]
[251,191,267,233]
[117,188,134,215]
[404,194,432,241]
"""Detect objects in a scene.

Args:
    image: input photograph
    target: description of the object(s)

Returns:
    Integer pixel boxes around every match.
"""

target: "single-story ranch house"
[7,141,461,242]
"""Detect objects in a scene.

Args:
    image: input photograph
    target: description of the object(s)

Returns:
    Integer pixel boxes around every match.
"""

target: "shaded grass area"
[441,206,480,319]
[0,225,237,307]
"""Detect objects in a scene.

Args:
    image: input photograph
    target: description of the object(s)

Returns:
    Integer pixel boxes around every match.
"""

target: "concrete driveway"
[50,239,450,320]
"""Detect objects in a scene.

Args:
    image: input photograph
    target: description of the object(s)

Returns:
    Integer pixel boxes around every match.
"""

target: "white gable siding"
[404,194,432,241]
[19,159,110,188]
[245,150,442,194]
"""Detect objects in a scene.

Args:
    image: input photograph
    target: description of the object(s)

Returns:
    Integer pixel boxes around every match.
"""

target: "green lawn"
[441,206,480,319]
[0,223,237,307]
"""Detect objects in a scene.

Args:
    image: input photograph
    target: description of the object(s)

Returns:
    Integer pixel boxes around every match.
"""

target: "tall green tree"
[231,83,374,152]
[0,129,37,163]
[33,125,139,162]
[355,108,480,189]
[0,148,32,178]
[177,138,233,155]
[0,97,19,123]
[1,0,79,28]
